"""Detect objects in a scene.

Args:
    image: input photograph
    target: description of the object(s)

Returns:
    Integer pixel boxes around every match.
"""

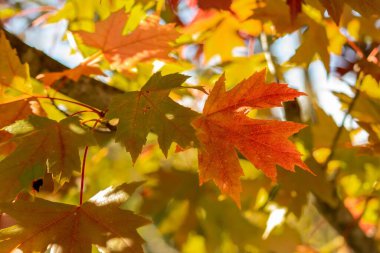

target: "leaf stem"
[69,110,100,117]
[79,145,89,205]
[79,120,100,205]
[259,32,279,83]
[81,118,103,125]
[346,39,364,59]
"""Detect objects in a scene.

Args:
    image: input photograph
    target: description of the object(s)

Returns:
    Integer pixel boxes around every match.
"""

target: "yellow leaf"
[0,30,31,101]
[289,19,330,70]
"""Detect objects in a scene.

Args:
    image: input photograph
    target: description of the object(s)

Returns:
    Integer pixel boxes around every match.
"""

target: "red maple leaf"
[192,69,313,206]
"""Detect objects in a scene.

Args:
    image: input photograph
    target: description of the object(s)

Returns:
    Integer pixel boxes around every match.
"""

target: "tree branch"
[321,86,361,172]
[259,32,379,253]
[313,197,378,253]
[1,27,123,110]
[312,78,378,253]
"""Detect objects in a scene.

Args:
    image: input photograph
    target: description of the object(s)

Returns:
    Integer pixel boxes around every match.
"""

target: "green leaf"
[106,72,199,162]
[0,116,95,201]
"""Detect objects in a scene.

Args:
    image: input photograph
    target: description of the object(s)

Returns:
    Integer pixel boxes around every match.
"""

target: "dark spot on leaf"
[32,178,44,192]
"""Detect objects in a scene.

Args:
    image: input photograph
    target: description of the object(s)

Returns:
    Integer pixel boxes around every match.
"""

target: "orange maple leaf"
[0,98,46,129]
[76,10,179,69]
[192,69,313,206]
[0,131,15,156]
[37,62,103,86]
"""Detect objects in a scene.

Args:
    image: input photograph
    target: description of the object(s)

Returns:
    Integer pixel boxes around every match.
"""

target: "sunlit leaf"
[192,70,313,205]
[0,184,149,253]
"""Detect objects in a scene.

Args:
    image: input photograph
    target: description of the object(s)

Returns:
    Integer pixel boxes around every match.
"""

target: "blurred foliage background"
[1,0,380,252]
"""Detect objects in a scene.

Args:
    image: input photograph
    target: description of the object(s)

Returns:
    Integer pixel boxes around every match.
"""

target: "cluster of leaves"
[0,0,380,252]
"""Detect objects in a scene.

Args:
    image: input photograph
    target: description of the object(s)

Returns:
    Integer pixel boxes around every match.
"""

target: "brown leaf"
[0,184,150,253]
[318,0,344,24]
[286,0,303,23]
[0,116,95,201]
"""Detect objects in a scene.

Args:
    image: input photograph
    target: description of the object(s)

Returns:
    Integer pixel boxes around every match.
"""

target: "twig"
[69,110,99,117]
[35,96,103,116]
[79,120,100,205]
[79,145,89,205]
[321,81,362,172]
[259,32,279,82]
[346,39,364,59]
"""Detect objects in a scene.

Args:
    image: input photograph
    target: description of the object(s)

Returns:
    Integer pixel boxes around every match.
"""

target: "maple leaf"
[252,0,304,34]
[192,70,313,205]
[356,122,380,155]
[183,12,244,62]
[286,0,303,23]
[289,20,330,71]
[311,106,350,149]
[334,90,380,154]
[0,30,31,100]
[167,0,180,11]
[357,60,380,82]
[0,98,45,129]
[0,116,95,201]
[318,0,344,25]
[0,130,15,156]
[196,0,232,10]
[345,0,380,18]
[141,169,202,245]
[141,168,302,252]
[276,159,338,216]
[0,183,150,253]
[183,1,262,62]
[335,91,380,124]
[37,62,104,87]
[106,72,199,162]
[76,10,179,69]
